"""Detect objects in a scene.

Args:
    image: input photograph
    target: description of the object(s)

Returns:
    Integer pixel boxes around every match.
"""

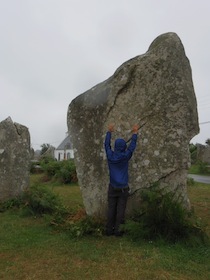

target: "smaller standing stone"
[0,117,31,201]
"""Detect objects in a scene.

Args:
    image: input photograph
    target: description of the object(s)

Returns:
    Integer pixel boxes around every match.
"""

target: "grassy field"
[0,175,210,280]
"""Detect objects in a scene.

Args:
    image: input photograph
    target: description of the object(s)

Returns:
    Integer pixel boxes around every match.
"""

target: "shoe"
[114,231,124,237]
[105,230,114,236]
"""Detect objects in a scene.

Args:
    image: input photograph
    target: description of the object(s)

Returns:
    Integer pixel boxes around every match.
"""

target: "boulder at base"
[0,117,31,201]
[67,32,199,218]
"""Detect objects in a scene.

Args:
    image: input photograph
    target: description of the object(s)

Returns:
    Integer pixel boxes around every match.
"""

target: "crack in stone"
[156,168,179,183]
[14,123,21,136]
[107,65,137,117]
[129,168,181,197]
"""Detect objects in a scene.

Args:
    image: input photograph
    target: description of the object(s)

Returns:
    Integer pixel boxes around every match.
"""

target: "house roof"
[56,135,72,150]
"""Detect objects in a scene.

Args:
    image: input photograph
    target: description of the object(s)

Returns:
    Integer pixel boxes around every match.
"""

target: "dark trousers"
[106,184,129,234]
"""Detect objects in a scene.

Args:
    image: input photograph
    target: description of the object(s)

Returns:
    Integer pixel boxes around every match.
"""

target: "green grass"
[30,174,84,211]
[188,164,200,174]
[0,175,210,280]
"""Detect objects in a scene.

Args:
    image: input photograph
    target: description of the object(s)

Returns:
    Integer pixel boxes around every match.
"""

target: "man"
[104,123,139,236]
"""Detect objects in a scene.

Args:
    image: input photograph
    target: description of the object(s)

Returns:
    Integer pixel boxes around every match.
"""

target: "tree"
[189,143,197,164]
[205,138,210,146]
[40,143,51,155]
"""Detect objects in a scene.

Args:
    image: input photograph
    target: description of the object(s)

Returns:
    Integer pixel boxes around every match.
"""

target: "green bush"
[22,184,67,216]
[41,160,60,177]
[30,161,43,174]
[56,160,77,184]
[0,197,23,212]
[0,184,69,227]
[40,159,77,183]
[197,161,209,174]
[66,215,104,238]
[189,143,197,164]
[0,183,103,237]
[123,184,208,244]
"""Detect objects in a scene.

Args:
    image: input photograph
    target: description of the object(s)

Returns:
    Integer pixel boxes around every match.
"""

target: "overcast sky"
[0,0,210,149]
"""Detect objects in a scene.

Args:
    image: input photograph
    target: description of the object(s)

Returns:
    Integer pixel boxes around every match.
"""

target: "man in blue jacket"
[104,123,139,236]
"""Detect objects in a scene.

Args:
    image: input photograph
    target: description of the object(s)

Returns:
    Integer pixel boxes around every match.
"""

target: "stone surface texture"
[0,117,31,201]
[67,32,199,218]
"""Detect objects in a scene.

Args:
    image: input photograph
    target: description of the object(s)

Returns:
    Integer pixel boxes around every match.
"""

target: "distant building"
[54,135,74,161]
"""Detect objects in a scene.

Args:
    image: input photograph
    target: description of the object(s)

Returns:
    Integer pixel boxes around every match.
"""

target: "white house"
[54,135,74,161]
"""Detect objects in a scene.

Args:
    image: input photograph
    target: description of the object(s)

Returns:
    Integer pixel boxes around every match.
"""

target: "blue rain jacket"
[104,131,137,188]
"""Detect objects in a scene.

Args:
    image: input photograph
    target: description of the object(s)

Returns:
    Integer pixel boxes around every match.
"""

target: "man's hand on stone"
[132,124,139,134]
[108,124,115,132]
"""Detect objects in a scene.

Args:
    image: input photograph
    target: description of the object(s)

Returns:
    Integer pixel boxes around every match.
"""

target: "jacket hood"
[114,138,127,152]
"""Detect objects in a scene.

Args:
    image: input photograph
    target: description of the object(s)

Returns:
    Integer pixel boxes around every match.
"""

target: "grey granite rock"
[67,32,199,217]
[0,117,31,201]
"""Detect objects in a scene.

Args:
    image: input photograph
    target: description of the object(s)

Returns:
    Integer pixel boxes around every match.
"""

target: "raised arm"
[104,124,114,154]
[127,124,139,155]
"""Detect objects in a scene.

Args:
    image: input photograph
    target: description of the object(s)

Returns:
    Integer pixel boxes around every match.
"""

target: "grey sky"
[0,0,210,149]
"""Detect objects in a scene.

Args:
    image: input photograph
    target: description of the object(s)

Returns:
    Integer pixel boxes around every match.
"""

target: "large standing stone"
[0,117,31,201]
[67,32,199,218]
